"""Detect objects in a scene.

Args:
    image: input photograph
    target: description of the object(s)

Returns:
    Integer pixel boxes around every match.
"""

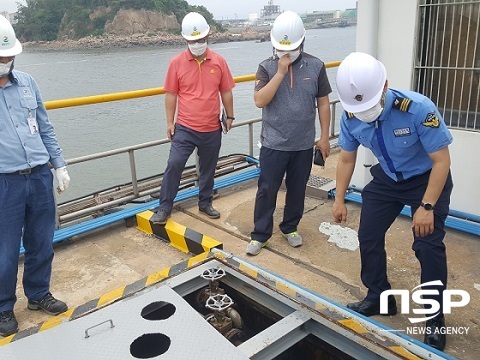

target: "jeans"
[0,164,55,311]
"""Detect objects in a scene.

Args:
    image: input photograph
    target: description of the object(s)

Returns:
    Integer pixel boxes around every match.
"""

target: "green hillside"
[14,0,221,41]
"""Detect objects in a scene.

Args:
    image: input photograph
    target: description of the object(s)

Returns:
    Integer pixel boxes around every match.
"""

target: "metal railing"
[415,0,480,131]
[45,65,342,225]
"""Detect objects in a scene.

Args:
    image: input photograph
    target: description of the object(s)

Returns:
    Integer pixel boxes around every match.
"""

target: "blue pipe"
[19,167,261,255]
[448,209,480,224]
[331,189,480,237]
[345,185,480,224]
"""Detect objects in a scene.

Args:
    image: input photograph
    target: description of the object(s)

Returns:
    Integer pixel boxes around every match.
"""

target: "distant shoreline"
[22,31,266,51]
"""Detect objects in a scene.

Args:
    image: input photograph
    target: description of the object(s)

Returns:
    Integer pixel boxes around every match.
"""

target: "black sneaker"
[151,209,170,225]
[0,310,18,337]
[199,205,220,219]
[424,315,446,351]
[27,293,68,316]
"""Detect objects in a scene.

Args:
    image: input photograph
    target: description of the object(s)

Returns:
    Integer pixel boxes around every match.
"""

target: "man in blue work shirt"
[333,52,453,351]
[0,15,70,337]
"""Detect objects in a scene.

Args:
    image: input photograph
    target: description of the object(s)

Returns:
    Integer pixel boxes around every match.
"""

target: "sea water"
[14,26,356,201]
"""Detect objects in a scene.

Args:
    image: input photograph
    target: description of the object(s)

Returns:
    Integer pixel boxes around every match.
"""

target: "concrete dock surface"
[11,149,480,359]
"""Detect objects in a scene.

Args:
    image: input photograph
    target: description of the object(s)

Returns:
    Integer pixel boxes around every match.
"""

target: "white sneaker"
[246,240,268,256]
[282,231,303,247]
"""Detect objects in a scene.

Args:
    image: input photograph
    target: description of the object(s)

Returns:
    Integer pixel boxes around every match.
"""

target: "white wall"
[350,0,479,216]
[449,130,480,215]
[351,0,419,188]
[377,0,418,89]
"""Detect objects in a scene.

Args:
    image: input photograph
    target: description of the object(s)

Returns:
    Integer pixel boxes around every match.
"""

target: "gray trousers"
[159,124,222,213]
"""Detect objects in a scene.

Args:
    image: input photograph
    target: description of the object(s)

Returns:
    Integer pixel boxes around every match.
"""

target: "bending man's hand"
[412,207,435,237]
[332,201,348,223]
[55,166,71,193]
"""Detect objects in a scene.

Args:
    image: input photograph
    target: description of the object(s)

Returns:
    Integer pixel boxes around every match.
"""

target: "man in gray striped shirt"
[247,11,332,256]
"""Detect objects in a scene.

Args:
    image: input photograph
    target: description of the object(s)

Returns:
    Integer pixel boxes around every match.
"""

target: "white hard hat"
[181,12,210,41]
[336,52,387,113]
[0,14,22,57]
[270,11,306,51]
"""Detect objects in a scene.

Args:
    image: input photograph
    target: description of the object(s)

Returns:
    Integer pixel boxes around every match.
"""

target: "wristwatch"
[420,202,435,211]
[227,116,235,120]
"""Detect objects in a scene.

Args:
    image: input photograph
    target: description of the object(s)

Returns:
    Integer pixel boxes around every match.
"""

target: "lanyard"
[375,120,404,182]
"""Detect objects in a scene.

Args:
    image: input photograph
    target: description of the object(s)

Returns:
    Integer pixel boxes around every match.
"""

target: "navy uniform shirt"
[338,88,453,182]
[0,70,66,173]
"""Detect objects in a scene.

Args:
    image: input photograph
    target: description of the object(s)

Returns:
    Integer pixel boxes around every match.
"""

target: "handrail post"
[128,150,139,197]
[331,102,337,138]
[248,123,254,157]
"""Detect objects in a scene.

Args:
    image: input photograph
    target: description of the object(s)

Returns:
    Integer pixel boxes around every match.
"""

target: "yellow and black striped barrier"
[136,210,223,254]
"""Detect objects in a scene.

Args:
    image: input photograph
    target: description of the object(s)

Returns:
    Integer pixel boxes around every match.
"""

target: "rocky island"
[20,8,266,51]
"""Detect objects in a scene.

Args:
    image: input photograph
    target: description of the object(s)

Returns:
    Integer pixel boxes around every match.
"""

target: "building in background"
[217,1,357,29]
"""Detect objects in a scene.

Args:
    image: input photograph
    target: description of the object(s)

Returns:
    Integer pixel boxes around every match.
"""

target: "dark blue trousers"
[159,124,222,213]
[0,164,55,312]
[360,164,453,311]
[251,147,313,242]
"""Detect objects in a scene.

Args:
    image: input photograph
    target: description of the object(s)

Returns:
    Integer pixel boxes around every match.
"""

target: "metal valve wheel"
[201,267,226,281]
[205,294,233,312]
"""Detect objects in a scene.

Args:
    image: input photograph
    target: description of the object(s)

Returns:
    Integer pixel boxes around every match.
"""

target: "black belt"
[1,164,43,175]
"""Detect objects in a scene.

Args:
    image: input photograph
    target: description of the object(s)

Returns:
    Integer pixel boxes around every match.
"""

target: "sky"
[1,0,357,19]
[0,0,25,13]
[189,0,358,19]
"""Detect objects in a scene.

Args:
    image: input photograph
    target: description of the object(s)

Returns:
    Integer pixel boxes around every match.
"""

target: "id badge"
[28,115,39,134]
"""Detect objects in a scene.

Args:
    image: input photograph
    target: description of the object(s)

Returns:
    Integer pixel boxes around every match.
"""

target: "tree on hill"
[13,0,223,41]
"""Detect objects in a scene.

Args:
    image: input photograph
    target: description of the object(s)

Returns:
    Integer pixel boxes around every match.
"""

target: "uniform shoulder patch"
[422,112,440,128]
[345,111,355,119]
[392,97,412,112]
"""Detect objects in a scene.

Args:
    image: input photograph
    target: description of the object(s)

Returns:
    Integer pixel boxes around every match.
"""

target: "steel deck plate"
[0,285,248,360]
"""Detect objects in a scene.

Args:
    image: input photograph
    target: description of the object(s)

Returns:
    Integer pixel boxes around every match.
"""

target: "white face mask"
[0,60,13,78]
[188,42,208,57]
[354,102,384,123]
[276,49,301,63]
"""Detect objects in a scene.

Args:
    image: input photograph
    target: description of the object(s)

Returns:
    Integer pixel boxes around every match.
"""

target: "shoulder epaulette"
[392,97,412,112]
[345,111,355,118]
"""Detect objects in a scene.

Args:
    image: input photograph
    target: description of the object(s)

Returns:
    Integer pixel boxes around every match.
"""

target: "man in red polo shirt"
[151,12,236,225]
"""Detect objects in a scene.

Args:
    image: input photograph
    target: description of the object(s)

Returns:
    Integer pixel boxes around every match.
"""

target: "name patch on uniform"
[422,112,440,128]
[393,127,411,137]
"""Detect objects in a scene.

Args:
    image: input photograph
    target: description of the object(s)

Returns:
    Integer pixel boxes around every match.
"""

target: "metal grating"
[306,174,335,199]
[415,0,480,131]
[282,174,335,200]
[280,174,335,199]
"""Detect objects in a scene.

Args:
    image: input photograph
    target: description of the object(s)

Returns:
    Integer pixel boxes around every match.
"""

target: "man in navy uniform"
[333,52,453,351]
